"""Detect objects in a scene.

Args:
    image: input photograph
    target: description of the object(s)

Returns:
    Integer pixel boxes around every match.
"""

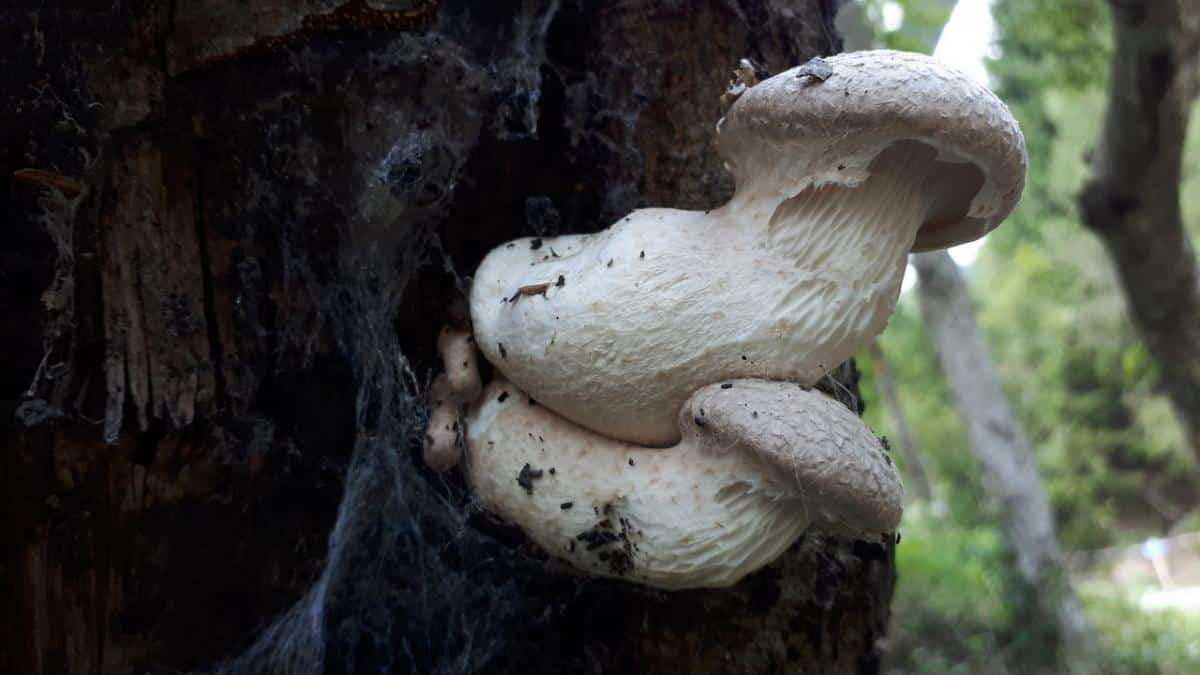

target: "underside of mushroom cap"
[716,49,1027,252]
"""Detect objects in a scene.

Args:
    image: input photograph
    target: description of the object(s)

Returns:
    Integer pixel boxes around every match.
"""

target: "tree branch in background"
[1079,0,1200,457]
[912,250,1094,667]
[868,340,934,502]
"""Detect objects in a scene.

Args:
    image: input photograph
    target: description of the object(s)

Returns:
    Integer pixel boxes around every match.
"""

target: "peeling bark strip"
[101,137,213,442]
[12,169,86,197]
[1080,0,1200,456]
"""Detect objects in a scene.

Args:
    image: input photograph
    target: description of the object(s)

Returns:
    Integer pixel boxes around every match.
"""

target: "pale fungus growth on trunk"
[467,377,902,588]
[436,325,482,401]
[424,50,1026,589]
[423,327,482,473]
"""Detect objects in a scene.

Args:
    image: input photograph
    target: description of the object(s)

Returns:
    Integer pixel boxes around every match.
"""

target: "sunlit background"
[841,1,1200,673]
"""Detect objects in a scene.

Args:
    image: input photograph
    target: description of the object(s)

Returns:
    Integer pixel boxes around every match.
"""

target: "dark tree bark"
[1079,0,1200,457]
[2,2,899,674]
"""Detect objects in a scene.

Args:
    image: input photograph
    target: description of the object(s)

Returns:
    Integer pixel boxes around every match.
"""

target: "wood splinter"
[13,168,86,198]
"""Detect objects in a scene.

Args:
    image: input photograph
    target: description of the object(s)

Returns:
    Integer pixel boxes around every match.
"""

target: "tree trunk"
[1078,0,1200,457]
[1,2,899,673]
[912,250,1093,669]
[868,342,933,502]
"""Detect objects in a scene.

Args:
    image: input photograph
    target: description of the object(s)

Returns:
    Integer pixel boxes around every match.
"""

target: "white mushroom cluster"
[424,50,1026,589]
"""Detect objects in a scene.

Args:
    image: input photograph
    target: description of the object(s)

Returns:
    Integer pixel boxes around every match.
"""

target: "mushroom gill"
[754,140,986,357]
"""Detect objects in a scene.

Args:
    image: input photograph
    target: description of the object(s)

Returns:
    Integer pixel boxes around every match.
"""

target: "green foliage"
[975,0,1196,547]
[893,511,1011,629]
[851,0,1200,670]
[859,0,1197,550]
[864,300,993,526]
[1084,593,1200,675]
[885,514,1200,674]
[986,0,1112,247]
[990,0,1111,91]
[885,510,1066,674]
[857,0,955,52]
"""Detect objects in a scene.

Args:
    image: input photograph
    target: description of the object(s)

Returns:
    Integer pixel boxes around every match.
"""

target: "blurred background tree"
[844,0,1200,672]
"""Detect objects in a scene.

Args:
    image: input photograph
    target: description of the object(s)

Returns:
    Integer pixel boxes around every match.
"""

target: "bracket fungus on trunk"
[425,50,1026,589]
[466,376,902,588]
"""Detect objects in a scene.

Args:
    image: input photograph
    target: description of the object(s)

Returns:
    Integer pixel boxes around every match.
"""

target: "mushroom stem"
[465,378,902,589]
[724,139,950,345]
[741,140,941,269]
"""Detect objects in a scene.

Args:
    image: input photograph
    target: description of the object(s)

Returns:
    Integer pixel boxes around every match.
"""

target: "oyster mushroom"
[466,377,902,589]
[469,50,1027,446]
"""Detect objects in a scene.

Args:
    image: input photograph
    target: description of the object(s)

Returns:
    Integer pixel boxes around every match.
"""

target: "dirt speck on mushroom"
[516,463,544,494]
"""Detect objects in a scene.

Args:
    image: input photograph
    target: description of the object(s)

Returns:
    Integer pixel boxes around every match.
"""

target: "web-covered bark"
[1,2,896,673]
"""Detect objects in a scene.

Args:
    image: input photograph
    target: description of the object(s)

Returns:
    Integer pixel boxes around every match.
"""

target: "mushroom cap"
[683,381,903,537]
[465,377,902,588]
[717,49,1027,252]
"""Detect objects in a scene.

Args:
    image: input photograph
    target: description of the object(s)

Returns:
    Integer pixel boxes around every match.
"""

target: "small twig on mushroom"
[508,282,554,305]
[720,57,766,110]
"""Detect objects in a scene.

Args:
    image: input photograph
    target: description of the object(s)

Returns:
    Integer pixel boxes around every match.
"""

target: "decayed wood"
[1079,0,1200,457]
[100,135,213,441]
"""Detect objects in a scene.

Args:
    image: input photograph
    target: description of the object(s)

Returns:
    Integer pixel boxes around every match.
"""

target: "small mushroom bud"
[437,326,482,402]
[422,327,483,473]
[423,375,463,473]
